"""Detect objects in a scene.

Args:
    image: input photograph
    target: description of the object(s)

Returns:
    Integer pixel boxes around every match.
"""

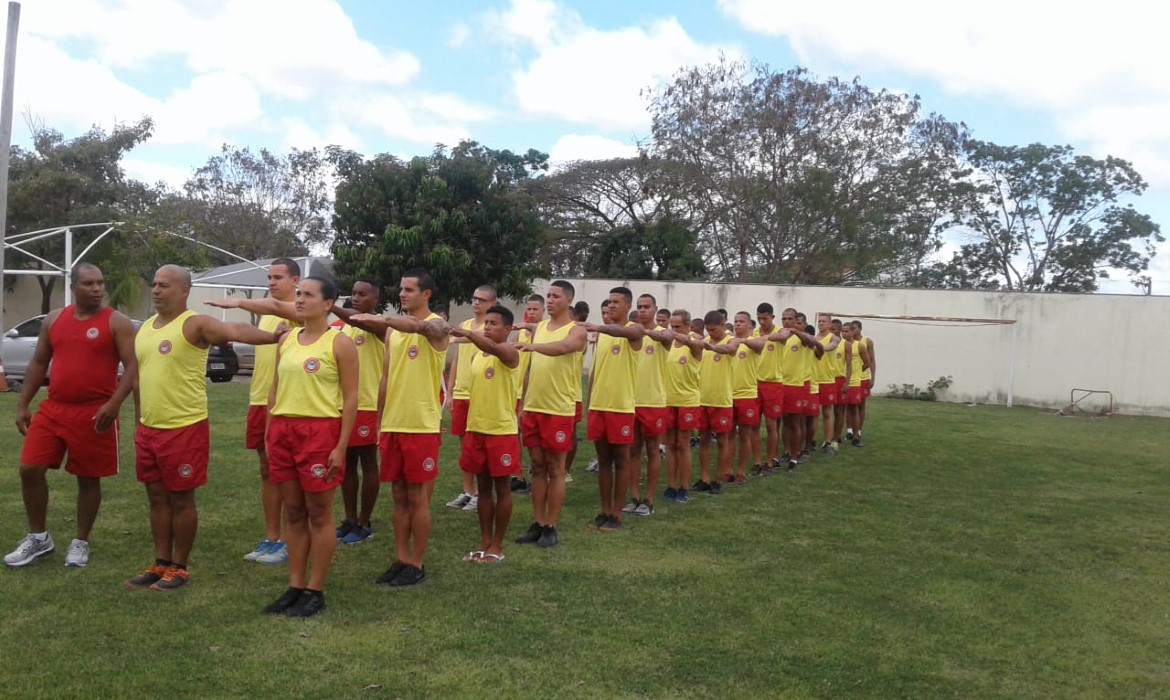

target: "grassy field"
[1,383,1169,699]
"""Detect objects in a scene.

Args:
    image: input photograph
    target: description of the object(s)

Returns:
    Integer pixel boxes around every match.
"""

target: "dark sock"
[155,558,172,568]
[173,563,188,571]
[305,588,322,596]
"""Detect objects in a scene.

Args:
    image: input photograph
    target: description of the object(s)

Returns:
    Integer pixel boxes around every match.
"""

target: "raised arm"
[189,315,285,348]
[15,310,62,435]
[332,305,386,336]
[739,336,768,353]
[204,296,297,322]
[705,341,736,355]
[766,328,794,344]
[822,334,841,352]
[521,324,587,357]
[680,332,705,361]
[451,326,520,369]
[352,314,449,351]
[646,326,675,349]
[93,311,140,432]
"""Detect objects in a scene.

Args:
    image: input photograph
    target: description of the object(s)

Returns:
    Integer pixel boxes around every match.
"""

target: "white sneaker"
[4,533,55,567]
[255,540,288,565]
[564,473,574,483]
[244,540,269,561]
[64,539,90,568]
[462,495,479,511]
[585,460,599,473]
[621,500,639,514]
[446,492,472,509]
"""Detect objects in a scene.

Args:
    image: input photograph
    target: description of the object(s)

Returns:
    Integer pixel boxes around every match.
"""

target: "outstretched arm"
[519,325,588,357]
[205,296,297,322]
[680,332,705,361]
[189,315,285,347]
[332,306,386,335]
[451,326,520,369]
[739,336,767,353]
[351,313,449,351]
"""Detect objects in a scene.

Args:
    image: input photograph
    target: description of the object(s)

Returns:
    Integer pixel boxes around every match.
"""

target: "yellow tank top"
[452,319,480,400]
[516,328,533,397]
[272,328,342,418]
[849,340,864,388]
[756,326,784,383]
[573,346,585,403]
[699,335,733,408]
[589,325,639,413]
[136,311,208,429]
[731,340,761,399]
[467,350,518,435]
[250,314,301,405]
[342,323,384,412]
[831,334,846,378]
[633,326,668,408]
[859,335,872,380]
[523,320,577,416]
[382,314,444,434]
[780,335,808,387]
[814,333,836,385]
[664,340,700,407]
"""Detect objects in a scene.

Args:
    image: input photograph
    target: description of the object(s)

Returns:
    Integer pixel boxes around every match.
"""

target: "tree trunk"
[37,277,56,314]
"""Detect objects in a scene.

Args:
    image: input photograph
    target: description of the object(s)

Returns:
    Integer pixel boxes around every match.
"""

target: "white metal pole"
[63,226,72,305]
[1006,322,1018,408]
[0,3,21,352]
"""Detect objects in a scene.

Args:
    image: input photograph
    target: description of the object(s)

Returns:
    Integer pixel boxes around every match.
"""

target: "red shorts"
[135,419,209,491]
[574,401,583,424]
[805,394,821,417]
[520,411,574,453]
[587,410,635,444]
[634,406,668,437]
[818,383,838,407]
[835,376,847,403]
[667,406,701,432]
[450,398,470,437]
[846,386,864,405]
[862,380,872,399]
[758,382,784,419]
[459,432,522,478]
[699,406,734,434]
[379,432,440,484]
[732,398,760,427]
[349,410,378,447]
[245,404,267,450]
[20,400,119,478]
[783,384,809,416]
[267,416,343,492]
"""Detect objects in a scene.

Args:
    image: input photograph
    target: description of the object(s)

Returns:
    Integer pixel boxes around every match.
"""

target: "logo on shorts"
[719,417,729,426]
[610,344,620,355]
[621,424,631,437]
[303,357,320,374]
[501,453,513,467]
[86,327,99,340]
[408,345,419,360]
[357,425,370,438]
[554,430,567,443]
[655,418,663,428]
[677,356,687,365]
[311,464,326,478]
[773,404,781,412]
[158,339,172,355]
[746,409,755,418]
[683,412,694,424]
[485,366,495,379]
[423,457,435,472]
[355,335,365,346]
[178,464,193,478]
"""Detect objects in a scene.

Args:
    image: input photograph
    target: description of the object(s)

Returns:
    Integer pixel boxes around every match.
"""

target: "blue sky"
[18,0,1168,293]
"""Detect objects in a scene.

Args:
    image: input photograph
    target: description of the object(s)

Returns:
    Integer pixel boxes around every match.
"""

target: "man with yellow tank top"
[506,294,545,494]
[830,319,849,446]
[778,308,822,473]
[127,265,284,592]
[350,268,449,588]
[845,321,874,446]
[754,302,785,473]
[622,293,674,517]
[694,310,736,493]
[813,314,842,456]
[662,311,705,503]
[515,281,587,548]
[443,284,498,512]
[327,279,386,544]
[731,312,767,481]
[450,305,521,563]
[797,312,822,457]
[583,287,645,532]
[204,257,300,565]
[854,320,877,443]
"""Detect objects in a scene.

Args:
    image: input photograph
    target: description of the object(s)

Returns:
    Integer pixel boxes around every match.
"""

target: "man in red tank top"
[4,264,139,569]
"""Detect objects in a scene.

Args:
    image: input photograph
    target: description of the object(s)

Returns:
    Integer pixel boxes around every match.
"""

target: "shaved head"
[158,264,192,290]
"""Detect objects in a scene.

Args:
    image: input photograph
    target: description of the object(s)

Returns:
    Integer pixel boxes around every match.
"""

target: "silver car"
[2,314,46,380]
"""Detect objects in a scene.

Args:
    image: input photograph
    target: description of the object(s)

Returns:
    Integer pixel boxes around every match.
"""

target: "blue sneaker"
[341,526,373,545]
[256,540,288,565]
[676,489,689,503]
[663,487,678,501]
[336,521,355,540]
[244,540,271,562]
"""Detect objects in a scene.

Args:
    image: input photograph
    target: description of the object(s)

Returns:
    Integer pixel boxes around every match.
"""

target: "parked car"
[3,314,238,384]
[233,341,255,373]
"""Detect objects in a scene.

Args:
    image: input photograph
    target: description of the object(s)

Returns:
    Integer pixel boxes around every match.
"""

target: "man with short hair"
[5,264,138,569]
[351,269,450,587]
[778,308,822,472]
[622,294,673,516]
[508,293,545,494]
[127,265,283,590]
[730,312,766,482]
[656,308,671,328]
[694,310,736,493]
[444,284,498,512]
[843,322,872,447]
[814,314,842,455]
[852,321,876,443]
[755,303,785,472]
[584,287,644,531]
[797,312,820,456]
[563,300,591,478]
[662,311,704,503]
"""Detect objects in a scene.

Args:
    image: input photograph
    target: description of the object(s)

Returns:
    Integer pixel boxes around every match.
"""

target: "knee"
[18,465,46,484]
[305,506,331,529]
[285,503,308,525]
[76,477,101,493]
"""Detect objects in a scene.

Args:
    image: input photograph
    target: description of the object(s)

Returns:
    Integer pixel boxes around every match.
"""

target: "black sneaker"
[509,477,530,494]
[375,561,405,585]
[389,564,426,588]
[663,486,678,500]
[587,513,607,530]
[515,521,543,545]
[536,525,558,548]
[780,452,791,463]
[263,587,305,614]
[787,460,799,473]
[335,520,355,540]
[710,480,723,495]
[599,516,621,532]
[286,590,326,618]
[852,438,863,447]
[692,480,711,492]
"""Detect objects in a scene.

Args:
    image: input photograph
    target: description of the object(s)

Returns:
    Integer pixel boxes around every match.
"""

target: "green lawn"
[1,383,1169,699]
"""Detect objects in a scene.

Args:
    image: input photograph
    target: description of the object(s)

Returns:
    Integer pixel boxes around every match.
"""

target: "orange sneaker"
[125,564,168,589]
[149,567,189,591]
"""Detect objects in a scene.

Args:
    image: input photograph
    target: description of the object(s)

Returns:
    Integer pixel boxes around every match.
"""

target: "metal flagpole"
[0,3,22,370]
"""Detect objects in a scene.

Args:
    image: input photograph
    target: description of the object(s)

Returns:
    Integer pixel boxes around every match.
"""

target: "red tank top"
[47,306,121,404]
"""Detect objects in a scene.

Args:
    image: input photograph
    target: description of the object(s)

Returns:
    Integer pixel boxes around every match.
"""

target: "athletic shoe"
[537,525,559,548]
[376,561,405,585]
[564,473,574,483]
[462,495,479,512]
[245,540,272,561]
[621,499,639,514]
[515,521,543,544]
[4,533,54,567]
[692,480,711,492]
[852,438,863,448]
[445,492,472,509]
[587,513,608,530]
[824,444,838,456]
[125,564,169,589]
[510,477,530,494]
[663,487,678,501]
[64,539,89,568]
[389,564,426,588]
[675,489,689,504]
[599,516,621,532]
[341,526,373,545]
[751,465,766,477]
[335,520,355,540]
[585,460,599,473]
[721,474,735,485]
[689,436,700,449]
[787,460,799,473]
[633,502,654,517]
[659,444,667,458]
[255,541,288,565]
[780,452,791,464]
[263,587,305,614]
[287,590,326,617]
[710,480,723,495]
[734,474,746,486]
[150,567,189,591]
[845,429,854,441]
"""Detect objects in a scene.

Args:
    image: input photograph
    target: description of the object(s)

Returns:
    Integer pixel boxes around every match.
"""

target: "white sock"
[30,532,48,541]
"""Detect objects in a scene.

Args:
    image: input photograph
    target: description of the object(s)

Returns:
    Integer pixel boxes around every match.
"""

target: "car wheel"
[209,374,232,383]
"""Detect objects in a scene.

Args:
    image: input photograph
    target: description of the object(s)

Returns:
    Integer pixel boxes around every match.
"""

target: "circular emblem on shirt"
[357,425,370,438]
[355,335,365,346]
[501,453,513,467]
[86,328,99,340]
[677,356,687,365]
[738,351,746,359]
[790,344,799,352]
[158,339,172,355]
[554,430,567,443]
[645,346,654,355]
[311,464,326,478]
[423,457,435,472]
[408,345,419,360]
[621,425,631,437]
[768,344,775,351]
[303,357,320,374]
[485,366,495,379]
[178,464,193,478]
[610,345,620,355]
[713,355,722,362]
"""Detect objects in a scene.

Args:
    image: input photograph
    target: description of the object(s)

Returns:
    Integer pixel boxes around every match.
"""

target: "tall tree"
[645,59,967,284]
[331,141,547,309]
[925,141,1163,292]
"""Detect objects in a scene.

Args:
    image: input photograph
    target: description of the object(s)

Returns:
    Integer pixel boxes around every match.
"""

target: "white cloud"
[334,95,473,148]
[121,158,195,190]
[548,134,638,165]
[490,0,734,131]
[448,22,472,49]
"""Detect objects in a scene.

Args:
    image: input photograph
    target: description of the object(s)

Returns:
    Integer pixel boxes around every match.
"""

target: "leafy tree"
[645,59,967,284]
[926,141,1163,292]
[583,216,705,280]
[331,141,547,309]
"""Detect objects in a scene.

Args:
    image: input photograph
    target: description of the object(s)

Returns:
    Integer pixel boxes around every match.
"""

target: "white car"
[2,314,46,380]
